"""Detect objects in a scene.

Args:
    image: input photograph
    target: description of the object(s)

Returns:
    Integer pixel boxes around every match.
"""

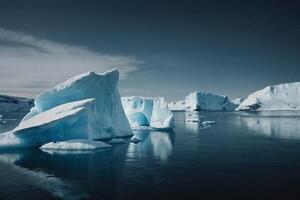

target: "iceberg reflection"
[127,131,175,161]
[238,112,300,140]
[0,143,129,200]
[0,151,89,200]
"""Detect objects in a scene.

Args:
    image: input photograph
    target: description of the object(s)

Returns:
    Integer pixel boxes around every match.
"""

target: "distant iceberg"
[0,95,34,112]
[168,100,187,111]
[122,96,175,130]
[236,82,300,111]
[185,91,237,111]
[231,97,245,106]
[169,91,237,111]
[1,69,132,149]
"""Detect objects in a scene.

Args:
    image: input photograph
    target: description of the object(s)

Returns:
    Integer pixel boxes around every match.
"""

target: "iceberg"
[168,100,187,111]
[236,82,300,111]
[40,139,111,151]
[185,91,237,111]
[231,97,245,106]
[12,99,96,148]
[20,69,132,140]
[1,69,132,149]
[0,95,34,112]
[122,96,175,130]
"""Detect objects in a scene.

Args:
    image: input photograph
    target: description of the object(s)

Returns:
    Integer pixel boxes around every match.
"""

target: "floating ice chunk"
[168,100,187,111]
[40,139,111,151]
[13,99,95,148]
[185,91,237,111]
[122,96,175,130]
[236,82,300,111]
[201,120,216,126]
[0,131,22,149]
[150,97,175,129]
[20,69,132,140]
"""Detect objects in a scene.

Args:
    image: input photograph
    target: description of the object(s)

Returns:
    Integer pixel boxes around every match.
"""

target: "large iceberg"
[122,96,175,130]
[236,82,300,111]
[185,91,237,111]
[0,95,34,112]
[3,69,132,149]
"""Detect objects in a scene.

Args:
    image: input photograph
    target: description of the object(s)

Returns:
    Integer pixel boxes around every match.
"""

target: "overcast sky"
[0,0,300,101]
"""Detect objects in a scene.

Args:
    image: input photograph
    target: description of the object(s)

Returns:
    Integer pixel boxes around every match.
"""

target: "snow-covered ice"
[0,95,34,112]
[168,100,187,111]
[122,96,175,130]
[13,99,96,148]
[236,82,300,111]
[201,120,216,126]
[40,139,111,150]
[19,69,132,140]
[150,97,175,129]
[185,91,237,111]
[231,97,245,106]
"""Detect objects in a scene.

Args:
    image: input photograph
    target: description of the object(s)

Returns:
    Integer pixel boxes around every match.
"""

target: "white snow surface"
[40,139,111,150]
[20,69,132,140]
[236,82,300,111]
[122,96,175,130]
[168,100,187,111]
[150,97,175,129]
[0,95,33,112]
[231,97,245,106]
[12,99,96,148]
[185,91,237,111]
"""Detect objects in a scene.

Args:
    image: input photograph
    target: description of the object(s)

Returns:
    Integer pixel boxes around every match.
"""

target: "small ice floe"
[200,120,216,129]
[186,119,200,123]
[107,138,127,144]
[40,139,111,151]
[130,137,141,144]
[201,120,216,126]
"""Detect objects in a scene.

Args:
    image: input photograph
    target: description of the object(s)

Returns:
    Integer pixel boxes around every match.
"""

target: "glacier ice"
[0,95,34,112]
[231,97,245,106]
[40,139,111,151]
[150,97,175,129]
[122,96,175,130]
[169,91,237,111]
[185,91,237,111]
[0,69,132,149]
[12,99,96,148]
[168,100,187,111]
[20,69,132,140]
[236,82,300,111]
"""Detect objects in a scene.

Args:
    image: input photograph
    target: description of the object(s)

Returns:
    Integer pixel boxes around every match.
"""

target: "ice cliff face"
[0,95,34,112]
[122,96,175,130]
[12,69,132,148]
[185,91,237,111]
[236,82,300,111]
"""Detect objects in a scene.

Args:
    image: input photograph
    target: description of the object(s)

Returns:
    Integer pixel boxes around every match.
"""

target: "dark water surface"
[1,111,300,200]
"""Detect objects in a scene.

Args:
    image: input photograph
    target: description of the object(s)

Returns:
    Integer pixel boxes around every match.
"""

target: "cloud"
[0,28,143,98]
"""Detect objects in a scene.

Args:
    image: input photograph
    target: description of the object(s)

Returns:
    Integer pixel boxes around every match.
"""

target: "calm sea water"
[1,111,300,200]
